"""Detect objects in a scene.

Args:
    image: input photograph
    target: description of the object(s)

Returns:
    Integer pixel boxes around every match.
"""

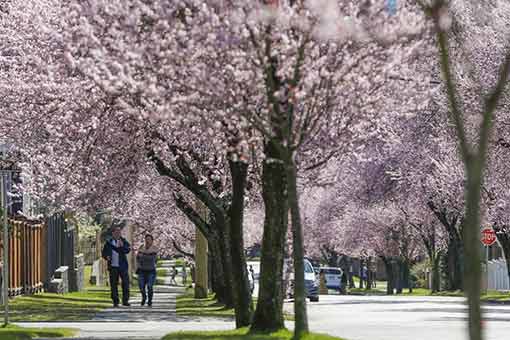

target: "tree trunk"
[286,158,309,338]
[208,238,228,305]
[359,260,364,289]
[228,160,253,328]
[432,254,441,293]
[217,223,235,308]
[405,261,412,293]
[366,257,373,290]
[445,230,464,291]
[382,257,394,295]
[463,170,483,340]
[251,142,288,332]
[396,259,403,294]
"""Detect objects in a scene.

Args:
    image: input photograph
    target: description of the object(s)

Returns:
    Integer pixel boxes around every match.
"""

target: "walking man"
[102,225,131,307]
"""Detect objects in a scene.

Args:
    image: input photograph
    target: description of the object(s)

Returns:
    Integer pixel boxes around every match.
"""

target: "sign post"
[481,227,497,293]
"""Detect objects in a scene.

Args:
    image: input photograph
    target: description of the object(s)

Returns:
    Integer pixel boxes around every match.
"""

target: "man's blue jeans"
[138,270,156,304]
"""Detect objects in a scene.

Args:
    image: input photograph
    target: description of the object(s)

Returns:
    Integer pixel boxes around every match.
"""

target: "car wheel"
[309,296,319,302]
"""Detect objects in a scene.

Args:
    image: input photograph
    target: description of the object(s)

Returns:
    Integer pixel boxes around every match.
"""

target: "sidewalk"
[17,261,234,339]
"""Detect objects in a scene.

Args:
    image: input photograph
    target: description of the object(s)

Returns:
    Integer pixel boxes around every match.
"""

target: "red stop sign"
[481,228,497,246]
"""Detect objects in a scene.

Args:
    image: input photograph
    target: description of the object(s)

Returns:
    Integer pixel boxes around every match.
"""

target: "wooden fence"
[6,218,44,296]
[2,213,75,296]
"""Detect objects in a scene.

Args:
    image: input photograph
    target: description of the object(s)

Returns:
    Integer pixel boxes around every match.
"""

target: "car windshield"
[325,269,341,274]
[304,260,314,273]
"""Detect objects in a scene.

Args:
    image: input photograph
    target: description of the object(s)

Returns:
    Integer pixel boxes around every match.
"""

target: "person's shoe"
[141,296,146,306]
[147,301,152,307]
[113,303,119,308]
[122,302,131,307]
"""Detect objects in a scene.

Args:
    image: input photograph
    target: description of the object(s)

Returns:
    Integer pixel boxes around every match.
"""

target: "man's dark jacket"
[102,237,131,271]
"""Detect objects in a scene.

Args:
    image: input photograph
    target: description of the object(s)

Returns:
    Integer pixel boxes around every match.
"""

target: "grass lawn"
[177,289,234,318]
[0,324,76,340]
[4,287,113,322]
[162,327,344,340]
[481,290,510,302]
[177,289,294,321]
[157,267,169,276]
[347,284,510,302]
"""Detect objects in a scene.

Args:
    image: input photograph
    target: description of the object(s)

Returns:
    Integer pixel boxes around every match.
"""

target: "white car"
[320,267,343,291]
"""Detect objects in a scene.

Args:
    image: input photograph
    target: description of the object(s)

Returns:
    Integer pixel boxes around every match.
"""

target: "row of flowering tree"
[2,1,510,340]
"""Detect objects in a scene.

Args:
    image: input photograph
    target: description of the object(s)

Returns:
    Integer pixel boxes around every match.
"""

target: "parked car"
[320,267,343,291]
[305,259,319,302]
[286,258,320,302]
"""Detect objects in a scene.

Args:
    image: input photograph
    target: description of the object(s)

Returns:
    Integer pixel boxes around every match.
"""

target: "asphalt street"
[292,295,510,340]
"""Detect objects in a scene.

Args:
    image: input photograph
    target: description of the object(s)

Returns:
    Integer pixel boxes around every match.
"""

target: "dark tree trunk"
[396,259,403,294]
[251,142,288,332]
[432,254,441,293]
[446,230,464,291]
[382,257,394,295]
[427,201,463,291]
[340,272,348,294]
[208,237,229,305]
[359,260,364,289]
[405,261,412,293]
[228,160,253,328]
[420,224,441,293]
[366,257,373,290]
[208,251,216,295]
[217,223,234,308]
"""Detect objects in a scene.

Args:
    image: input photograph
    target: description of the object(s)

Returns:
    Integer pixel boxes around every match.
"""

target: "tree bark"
[366,257,373,290]
[463,169,483,340]
[208,237,229,305]
[446,230,464,291]
[427,201,464,291]
[382,257,394,295]
[251,142,288,333]
[396,258,403,294]
[228,160,253,328]
[217,223,235,309]
[432,254,441,293]
[286,158,309,338]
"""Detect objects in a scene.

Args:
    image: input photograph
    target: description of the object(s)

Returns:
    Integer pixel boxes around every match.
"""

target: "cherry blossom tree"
[415,1,510,340]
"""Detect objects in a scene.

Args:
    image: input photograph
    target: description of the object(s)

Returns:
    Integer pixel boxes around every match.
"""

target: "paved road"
[289,295,510,340]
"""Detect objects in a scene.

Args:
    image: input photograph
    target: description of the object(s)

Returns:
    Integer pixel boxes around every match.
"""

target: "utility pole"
[1,143,14,324]
[0,170,11,325]
[194,201,208,298]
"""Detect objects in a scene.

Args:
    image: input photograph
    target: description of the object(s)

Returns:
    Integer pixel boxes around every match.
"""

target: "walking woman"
[136,234,158,307]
